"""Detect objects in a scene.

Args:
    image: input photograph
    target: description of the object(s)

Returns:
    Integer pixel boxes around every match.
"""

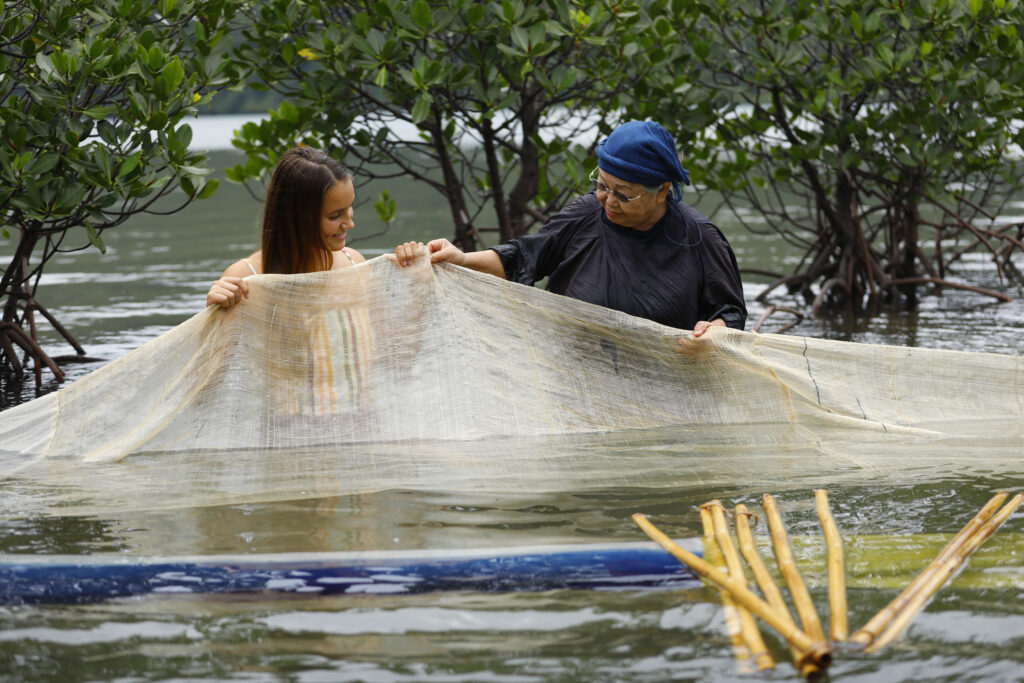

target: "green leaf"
[83,105,117,119]
[850,12,862,39]
[466,4,485,25]
[51,50,68,75]
[149,110,168,130]
[85,221,106,254]
[502,0,518,23]
[544,19,569,37]
[279,100,299,124]
[175,125,193,150]
[117,151,142,179]
[95,146,112,184]
[282,42,296,64]
[196,178,219,199]
[9,150,28,172]
[412,0,432,30]
[98,120,119,146]
[54,183,88,214]
[30,153,60,175]
[161,58,185,91]
[970,0,983,16]
[128,89,149,117]
[147,44,163,71]
[877,44,894,68]
[354,129,373,147]
[496,44,525,59]
[374,66,388,87]
[411,94,432,123]
[34,53,56,79]
[511,26,530,52]
[179,165,213,176]
[374,189,396,223]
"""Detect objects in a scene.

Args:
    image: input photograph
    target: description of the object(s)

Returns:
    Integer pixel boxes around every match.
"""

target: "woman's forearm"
[461,249,507,279]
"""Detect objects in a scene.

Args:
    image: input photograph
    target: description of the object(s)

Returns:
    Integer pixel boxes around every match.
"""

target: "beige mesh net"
[1,253,1021,516]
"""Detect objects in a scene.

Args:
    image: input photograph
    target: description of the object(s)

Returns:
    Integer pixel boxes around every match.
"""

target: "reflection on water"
[1,477,1022,682]
[4,421,1022,523]
[2,420,1022,681]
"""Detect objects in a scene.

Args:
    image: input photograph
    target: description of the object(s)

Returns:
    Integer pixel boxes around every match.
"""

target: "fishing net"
[1,251,1022,515]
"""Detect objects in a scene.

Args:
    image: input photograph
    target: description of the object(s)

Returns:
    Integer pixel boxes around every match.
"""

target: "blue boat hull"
[0,539,701,604]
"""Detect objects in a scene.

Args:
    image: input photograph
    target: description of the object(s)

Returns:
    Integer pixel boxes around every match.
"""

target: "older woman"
[398,120,746,337]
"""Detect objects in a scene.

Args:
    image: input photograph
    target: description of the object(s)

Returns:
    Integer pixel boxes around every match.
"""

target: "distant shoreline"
[185,113,424,152]
[188,114,267,151]
[186,111,601,152]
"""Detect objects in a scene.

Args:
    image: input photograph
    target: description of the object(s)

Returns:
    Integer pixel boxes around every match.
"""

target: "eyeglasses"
[590,167,647,204]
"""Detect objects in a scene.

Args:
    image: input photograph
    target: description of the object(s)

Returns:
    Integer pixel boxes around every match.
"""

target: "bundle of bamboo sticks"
[632,490,1021,680]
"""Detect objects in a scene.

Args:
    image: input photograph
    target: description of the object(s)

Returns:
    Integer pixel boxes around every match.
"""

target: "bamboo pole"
[735,504,821,680]
[863,492,1023,653]
[705,502,775,671]
[762,494,827,644]
[699,506,751,671]
[850,491,1010,647]
[814,489,848,642]
[735,505,792,624]
[632,513,831,671]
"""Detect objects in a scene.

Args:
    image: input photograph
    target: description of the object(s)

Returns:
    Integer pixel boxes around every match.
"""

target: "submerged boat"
[0,539,701,604]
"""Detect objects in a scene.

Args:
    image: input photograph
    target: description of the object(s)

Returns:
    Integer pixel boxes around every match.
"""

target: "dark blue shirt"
[491,193,747,330]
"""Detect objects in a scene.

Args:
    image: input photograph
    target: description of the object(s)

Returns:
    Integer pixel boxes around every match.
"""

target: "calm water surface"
[1,139,1022,681]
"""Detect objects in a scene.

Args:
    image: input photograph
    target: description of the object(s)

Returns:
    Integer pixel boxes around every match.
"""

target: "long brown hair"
[260,147,351,274]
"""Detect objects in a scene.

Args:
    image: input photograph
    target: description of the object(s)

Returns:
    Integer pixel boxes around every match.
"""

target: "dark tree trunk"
[1,226,91,384]
[0,228,66,382]
[506,95,542,241]
[424,111,478,252]
[481,117,511,244]
[895,199,921,307]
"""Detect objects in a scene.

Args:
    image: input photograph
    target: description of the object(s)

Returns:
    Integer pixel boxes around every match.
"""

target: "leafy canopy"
[0,0,242,251]
[637,0,1024,310]
[229,0,677,245]
[0,0,243,381]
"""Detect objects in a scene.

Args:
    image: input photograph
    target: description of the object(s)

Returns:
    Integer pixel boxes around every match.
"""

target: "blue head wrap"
[596,120,691,202]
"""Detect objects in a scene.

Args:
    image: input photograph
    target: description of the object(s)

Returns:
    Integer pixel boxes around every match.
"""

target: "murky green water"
[1,148,1022,681]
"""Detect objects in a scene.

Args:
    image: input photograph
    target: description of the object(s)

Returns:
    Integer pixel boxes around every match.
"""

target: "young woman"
[206,146,366,309]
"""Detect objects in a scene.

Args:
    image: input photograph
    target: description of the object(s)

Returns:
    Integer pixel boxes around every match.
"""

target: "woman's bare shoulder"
[340,247,366,265]
[222,251,262,277]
